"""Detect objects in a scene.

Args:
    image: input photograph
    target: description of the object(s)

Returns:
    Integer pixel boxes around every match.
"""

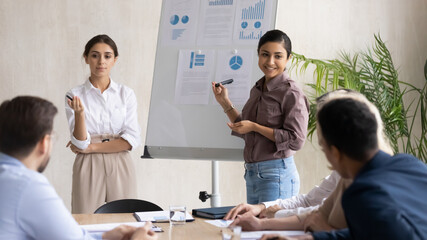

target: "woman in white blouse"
[65,35,141,213]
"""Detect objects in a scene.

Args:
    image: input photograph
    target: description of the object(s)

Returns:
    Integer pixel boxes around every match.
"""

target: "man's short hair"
[0,96,58,158]
[317,98,378,161]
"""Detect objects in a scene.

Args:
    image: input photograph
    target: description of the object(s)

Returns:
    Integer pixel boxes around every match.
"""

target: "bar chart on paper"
[172,29,186,40]
[208,0,233,6]
[234,0,273,42]
[239,31,263,40]
[189,52,206,69]
[241,0,265,19]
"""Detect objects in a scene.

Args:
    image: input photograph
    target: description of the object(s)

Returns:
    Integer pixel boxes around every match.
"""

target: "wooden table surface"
[73,213,224,240]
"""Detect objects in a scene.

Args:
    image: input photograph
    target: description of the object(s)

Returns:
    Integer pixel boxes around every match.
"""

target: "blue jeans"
[244,156,300,204]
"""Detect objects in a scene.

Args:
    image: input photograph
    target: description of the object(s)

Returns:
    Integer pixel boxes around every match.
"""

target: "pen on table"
[215,79,234,87]
[66,95,73,101]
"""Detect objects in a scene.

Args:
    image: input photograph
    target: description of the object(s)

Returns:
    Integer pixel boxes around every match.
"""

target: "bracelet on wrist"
[224,104,234,113]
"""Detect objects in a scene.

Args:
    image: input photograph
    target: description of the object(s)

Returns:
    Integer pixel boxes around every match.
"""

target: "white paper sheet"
[206,220,305,239]
[205,219,234,227]
[160,0,200,46]
[197,0,236,45]
[213,49,254,105]
[240,230,306,239]
[80,222,163,233]
[175,49,216,105]
[233,0,274,44]
[134,210,194,222]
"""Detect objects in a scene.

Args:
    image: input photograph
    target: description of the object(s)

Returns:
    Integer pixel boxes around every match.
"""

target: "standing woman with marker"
[212,30,309,204]
[65,35,141,213]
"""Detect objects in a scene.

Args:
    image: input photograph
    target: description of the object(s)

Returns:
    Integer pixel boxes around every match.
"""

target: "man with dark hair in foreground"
[261,97,427,240]
[0,96,157,240]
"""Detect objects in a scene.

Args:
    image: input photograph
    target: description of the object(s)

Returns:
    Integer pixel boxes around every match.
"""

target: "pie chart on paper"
[181,15,189,24]
[229,55,243,70]
[170,15,179,25]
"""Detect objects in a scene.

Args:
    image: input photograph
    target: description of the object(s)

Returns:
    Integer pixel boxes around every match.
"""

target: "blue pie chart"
[170,15,179,25]
[241,22,248,29]
[254,21,261,28]
[182,15,189,24]
[229,55,243,70]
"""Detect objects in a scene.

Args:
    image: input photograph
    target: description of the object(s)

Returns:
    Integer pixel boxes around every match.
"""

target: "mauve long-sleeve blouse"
[233,70,309,163]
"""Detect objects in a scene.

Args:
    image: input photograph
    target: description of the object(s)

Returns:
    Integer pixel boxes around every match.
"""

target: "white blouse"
[65,78,141,150]
[263,171,341,217]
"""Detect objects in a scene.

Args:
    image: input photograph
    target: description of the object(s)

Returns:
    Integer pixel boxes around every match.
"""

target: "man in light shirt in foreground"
[0,96,157,240]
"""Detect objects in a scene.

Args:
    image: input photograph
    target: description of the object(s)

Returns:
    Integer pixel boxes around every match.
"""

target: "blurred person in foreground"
[257,95,427,239]
[0,96,156,240]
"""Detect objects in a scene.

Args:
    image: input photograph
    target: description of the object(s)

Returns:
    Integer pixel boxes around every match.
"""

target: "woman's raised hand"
[67,96,84,114]
[211,82,229,105]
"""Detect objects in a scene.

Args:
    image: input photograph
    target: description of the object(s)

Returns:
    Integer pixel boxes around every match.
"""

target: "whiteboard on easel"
[143,0,278,160]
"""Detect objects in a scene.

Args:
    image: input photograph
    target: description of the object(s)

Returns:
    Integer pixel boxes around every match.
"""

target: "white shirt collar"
[83,77,118,94]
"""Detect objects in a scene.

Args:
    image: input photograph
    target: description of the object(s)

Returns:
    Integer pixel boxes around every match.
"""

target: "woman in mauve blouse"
[212,29,309,204]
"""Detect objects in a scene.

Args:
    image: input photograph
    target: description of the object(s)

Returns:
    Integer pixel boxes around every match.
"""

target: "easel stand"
[210,160,221,207]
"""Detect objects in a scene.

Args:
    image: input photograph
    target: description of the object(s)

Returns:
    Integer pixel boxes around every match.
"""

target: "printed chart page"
[233,0,274,44]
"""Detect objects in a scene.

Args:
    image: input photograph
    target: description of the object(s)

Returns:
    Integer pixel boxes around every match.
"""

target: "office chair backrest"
[94,199,163,213]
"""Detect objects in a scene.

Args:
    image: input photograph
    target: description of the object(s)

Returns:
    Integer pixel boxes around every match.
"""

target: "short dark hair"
[257,29,292,59]
[0,96,58,158]
[315,89,356,106]
[83,34,119,58]
[317,98,378,161]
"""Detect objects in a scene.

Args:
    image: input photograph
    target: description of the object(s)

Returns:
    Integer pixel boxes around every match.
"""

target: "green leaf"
[290,33,427,163]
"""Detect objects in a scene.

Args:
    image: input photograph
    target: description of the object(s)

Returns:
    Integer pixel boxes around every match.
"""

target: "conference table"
[73,213,223,240]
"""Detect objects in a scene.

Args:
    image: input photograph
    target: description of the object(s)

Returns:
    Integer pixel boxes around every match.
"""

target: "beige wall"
[0,0,425,211]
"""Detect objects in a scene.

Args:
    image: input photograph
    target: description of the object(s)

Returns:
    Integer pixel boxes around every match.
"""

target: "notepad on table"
[133,210,195,222]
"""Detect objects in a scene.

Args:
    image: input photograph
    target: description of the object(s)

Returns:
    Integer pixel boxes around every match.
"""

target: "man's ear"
[330,145,342,163]
[38,134,50,155]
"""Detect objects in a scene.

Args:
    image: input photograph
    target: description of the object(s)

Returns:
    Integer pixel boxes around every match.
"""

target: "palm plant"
[290,34,427,162]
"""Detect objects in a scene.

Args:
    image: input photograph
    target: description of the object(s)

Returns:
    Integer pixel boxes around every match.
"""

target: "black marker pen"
[66,95,73,101]
[215,79,234,87]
